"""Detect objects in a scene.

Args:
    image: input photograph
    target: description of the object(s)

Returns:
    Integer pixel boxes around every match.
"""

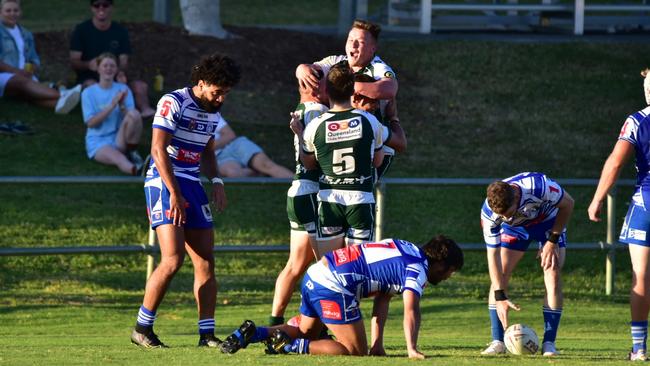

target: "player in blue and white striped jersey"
[589,69,650,361]
[131,54,240,349]
[480,172,574,357]
[220,236,463,358]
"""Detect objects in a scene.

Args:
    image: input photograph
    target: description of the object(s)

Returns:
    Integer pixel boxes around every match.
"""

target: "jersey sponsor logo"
[321,175,373,185]
[321,225,343,235]
[500,233,518,243]
[325,118,363,143]
[201,204,213,222]
[176,149,201,163]
[333,245,361,266]
[319,300,342,320]
[628,228,647,241]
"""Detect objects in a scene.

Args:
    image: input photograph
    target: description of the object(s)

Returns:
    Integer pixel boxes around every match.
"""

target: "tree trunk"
[179,0,230,39]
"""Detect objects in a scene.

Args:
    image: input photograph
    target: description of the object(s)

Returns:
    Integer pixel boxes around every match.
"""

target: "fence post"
[606,188,616,295]
[375,182,386,240]
[146,228,157,281]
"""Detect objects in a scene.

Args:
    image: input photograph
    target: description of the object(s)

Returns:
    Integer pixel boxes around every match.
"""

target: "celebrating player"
[268,70,329,326]
[294,61,385,254]
[221,235,463,358]
[480,172,574,357]
[588,69,650,361]
[295,19,399,179]
[130,53,240,348]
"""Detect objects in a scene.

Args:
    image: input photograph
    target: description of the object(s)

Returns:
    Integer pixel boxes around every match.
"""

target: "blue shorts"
[299,265,361,325]
[144,176,213,229]
[620,202,650,246]
[86,134,118,159]
[216,136,263,167]
[498,218,567,251]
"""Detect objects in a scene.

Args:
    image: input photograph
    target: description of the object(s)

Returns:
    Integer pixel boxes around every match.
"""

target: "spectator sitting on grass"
[0,0,81,114]
[213,118,293,178]
[69,0,155,119]
[81,52,144,175]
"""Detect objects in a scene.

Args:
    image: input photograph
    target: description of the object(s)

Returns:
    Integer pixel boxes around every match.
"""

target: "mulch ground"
[35,22,342,92]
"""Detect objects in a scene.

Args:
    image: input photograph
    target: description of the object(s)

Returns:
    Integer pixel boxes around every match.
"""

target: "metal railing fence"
[0,176,635,294]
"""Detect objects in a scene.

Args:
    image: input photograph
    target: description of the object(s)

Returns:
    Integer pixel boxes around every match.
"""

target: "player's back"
[305,108,383,194]
[324,239,429,298]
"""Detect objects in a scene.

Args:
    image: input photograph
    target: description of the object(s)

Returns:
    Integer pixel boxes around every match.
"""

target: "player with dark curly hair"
[130,53,240,348]
[220,235,463,359]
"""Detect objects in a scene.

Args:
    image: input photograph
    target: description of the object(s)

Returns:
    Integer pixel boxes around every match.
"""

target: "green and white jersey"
[302,108,384,205]
[314,54,397,83]
[288,101,329,198]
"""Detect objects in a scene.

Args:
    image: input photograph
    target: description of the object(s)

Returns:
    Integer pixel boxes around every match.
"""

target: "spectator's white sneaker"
[55,84,81,114]
[481,340,506,355]
[629,349,648,361]
[128,150,145,174]
[542,341,559,357]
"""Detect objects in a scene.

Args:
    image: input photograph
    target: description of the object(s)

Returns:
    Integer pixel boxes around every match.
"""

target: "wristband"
[210,177,224,185]
[547,232,560,244]
[494,289,508,301]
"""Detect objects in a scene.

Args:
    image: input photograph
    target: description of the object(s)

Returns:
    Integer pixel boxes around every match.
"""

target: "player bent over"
[130,54,240,348]
[220,236,463,358]
[480,172,574,357]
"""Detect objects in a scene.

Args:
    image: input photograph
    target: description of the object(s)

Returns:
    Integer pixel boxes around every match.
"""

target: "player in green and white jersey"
[295,61,385,252]
[295,20,399,179]
[269,74,329,327]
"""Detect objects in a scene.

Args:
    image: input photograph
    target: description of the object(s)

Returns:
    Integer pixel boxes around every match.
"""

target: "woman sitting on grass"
[81,52,144,175]
[0,0,80,114]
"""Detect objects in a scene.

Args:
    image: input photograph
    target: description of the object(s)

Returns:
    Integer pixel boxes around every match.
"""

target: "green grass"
[3,3,650,364]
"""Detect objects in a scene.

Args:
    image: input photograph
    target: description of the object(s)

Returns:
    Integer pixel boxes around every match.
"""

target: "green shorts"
[317,201,375,244]
[287,193,318,234]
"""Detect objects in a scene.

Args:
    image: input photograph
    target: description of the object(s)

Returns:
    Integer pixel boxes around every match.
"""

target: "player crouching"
[220,236,463,358]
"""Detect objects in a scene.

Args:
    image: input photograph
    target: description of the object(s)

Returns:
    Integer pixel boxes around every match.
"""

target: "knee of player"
[159,256,185,274]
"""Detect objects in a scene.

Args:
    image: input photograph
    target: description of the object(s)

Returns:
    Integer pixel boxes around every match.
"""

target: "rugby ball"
[504,324,539,355]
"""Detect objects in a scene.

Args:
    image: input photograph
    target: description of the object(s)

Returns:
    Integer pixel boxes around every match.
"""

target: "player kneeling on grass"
[480,172,574,357]
[220,236,463,358]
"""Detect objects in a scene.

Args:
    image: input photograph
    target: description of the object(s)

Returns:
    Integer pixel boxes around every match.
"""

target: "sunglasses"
[92,2,112,8]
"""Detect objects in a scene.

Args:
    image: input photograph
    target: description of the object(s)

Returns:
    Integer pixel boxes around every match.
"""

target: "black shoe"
[198,333,223,347]
[131,329,168,348]
[219,320,256,354]
[263,329,292,355]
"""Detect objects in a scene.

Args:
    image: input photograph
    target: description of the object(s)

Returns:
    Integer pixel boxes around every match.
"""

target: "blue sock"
[136,305,156,328]
[250,326,269,343]
[542,306,563,343]
[198,318,215,335]
[285,338,310,354]
[489,305,504,341]
[631,320,648,353]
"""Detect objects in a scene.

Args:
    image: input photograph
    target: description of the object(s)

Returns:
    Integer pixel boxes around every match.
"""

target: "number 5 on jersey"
[333,147,355,175]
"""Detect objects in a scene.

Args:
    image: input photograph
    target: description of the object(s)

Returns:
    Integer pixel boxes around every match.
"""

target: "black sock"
[135,324,152,334]
[269,316,284,326]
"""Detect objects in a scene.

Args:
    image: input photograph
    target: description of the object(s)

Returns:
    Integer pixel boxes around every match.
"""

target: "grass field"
[3,1,650,364]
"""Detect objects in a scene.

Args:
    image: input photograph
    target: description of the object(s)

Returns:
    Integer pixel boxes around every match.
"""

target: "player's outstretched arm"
[588,139,634,222]
[355,77,398,100]
[487,247,520,328]
[370,293,392,356]
[402,290,424,359]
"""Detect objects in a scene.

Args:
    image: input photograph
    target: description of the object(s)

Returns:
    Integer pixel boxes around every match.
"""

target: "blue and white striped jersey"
[146,87,223,181]
[321,238,429,299]
[481,172,565,246]
[618,106,650,209]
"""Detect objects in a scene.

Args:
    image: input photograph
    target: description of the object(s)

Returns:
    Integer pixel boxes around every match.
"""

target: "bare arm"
[151,128,186,226]
[588,140,634,222]
[295,63,322,91]
[402,290,424,359]
[487,246,520,329]
[85,90,127,128]
[540,192,575,270]
[355,78,398,100]
[370,293,392,356]
[289,112,318,170]
[213,124,237,150]
[201,138,227,213]
[373,148,385,168]
[70,50,96,72]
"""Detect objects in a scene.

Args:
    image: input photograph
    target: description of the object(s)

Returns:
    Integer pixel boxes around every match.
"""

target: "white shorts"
[0,72,16,97]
